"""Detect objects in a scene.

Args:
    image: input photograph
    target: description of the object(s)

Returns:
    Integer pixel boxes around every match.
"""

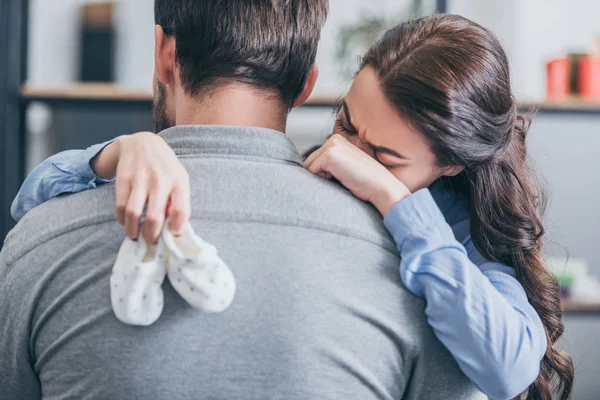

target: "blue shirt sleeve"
[383,188,547,400]
[11,140,116,222]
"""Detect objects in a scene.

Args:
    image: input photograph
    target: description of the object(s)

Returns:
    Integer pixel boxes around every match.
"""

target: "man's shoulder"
[2,185,116,266]
[187,157,397,254]
[287,170,396,247]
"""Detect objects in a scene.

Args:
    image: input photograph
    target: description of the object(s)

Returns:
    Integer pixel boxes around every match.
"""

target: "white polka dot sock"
[162,223,236,313]
[110,238,166,326]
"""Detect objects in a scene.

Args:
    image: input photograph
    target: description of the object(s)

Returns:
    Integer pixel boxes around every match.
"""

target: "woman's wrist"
[90,136,122,180]
[371,181,411,216]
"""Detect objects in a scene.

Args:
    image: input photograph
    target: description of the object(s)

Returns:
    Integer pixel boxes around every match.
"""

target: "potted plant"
[336,0,428,79]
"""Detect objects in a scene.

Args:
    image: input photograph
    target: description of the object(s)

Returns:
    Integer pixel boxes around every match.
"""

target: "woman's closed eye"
[376,158,395,170]
[335,117,358,136]
[375,152,408,170]
[372,153,396,170]
[335,100,359,136]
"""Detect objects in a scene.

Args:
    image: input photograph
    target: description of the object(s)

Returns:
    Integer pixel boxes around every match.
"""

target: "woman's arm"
[11,132,191,242]
[11,140,116,222]
[384,189,546,400]
[304,135,547,400]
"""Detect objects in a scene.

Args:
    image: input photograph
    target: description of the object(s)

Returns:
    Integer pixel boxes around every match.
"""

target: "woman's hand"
[303,134,411,216]
[91,132,191,243]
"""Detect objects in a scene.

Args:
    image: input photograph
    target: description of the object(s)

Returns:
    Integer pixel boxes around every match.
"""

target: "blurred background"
[1,0,599,398]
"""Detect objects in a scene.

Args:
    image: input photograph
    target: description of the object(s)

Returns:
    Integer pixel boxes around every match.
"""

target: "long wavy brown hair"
[360,14,573,400]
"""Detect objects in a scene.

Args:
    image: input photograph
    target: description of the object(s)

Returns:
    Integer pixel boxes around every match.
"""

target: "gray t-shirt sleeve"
[0,255,43,399]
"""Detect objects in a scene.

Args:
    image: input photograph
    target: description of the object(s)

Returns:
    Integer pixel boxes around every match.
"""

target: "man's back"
[0,126,483,400]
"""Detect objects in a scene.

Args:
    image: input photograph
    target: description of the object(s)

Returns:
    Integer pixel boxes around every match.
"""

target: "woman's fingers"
[302,140,327,170]
[142,176,169,243]
[118,169,190,241]
[115,173,132,226]
[303,134,350,174]
[124,179,148,239]
[307,152,327,175]
[167,179,191,236]
[308,143,340,176]
[111,131,192,240]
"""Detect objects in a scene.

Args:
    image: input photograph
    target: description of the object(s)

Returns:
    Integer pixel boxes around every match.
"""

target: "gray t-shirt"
[0,126,484,400]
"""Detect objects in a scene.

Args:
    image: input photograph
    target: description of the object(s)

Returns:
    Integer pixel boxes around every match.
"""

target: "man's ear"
[293,63,319,108]
[154,25,177,86]
[442,165,465,177]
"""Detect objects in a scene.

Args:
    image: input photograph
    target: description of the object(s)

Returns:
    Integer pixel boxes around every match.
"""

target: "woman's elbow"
[485,360,540,400]
[487,315,546,399]
[10,196,27,222]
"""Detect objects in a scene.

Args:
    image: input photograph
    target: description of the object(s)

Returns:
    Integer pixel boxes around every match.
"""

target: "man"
[0,1,483,398]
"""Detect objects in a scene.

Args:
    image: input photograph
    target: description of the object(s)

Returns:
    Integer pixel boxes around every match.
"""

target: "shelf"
[20,83,340,107]
[22,84,600,113]
[521,98,600,113]
[21,83,153,101]
[562,300,600,314]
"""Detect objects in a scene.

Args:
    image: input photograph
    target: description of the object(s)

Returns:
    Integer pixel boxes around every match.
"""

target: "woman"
[12,14,573,400]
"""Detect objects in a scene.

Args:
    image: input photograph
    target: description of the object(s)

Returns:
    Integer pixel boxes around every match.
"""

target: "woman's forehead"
[345,68,433,160]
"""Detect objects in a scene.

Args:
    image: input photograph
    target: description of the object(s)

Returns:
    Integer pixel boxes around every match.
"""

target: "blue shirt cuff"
[383,188,454,249]
[52,139,116,187]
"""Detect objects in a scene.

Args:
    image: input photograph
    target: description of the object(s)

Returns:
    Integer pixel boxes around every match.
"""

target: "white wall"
[25,0,423,164]
[112,0,155,89]
[28,0,432,93]
[28,0,86,85]
[26,0,154,170]
[450,0,600,100]
[28,0,154,88]
[29,0,600,99]
[314,0,421,97]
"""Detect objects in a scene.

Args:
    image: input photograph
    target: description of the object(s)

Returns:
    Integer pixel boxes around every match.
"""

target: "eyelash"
[335,117,358,136]
[378,160,395,170]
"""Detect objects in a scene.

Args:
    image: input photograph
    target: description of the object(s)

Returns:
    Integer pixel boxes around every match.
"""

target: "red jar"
[578,56,600,99]
[546,58,570,99]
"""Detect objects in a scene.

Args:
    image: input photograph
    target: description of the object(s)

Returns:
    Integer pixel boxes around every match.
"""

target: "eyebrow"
[342,99,411,161]
[370,144,411,160]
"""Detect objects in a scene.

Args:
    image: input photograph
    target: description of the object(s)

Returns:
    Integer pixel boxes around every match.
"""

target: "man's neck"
[174,85,288,133]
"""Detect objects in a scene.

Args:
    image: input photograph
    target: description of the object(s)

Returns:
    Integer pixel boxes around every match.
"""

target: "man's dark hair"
[155,0,328,108]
